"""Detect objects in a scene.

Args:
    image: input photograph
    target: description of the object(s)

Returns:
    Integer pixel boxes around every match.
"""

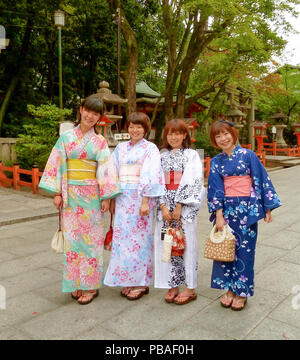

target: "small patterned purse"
[204,224,235,262]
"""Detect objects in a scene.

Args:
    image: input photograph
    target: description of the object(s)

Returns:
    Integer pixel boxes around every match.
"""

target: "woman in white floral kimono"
[154,119,206,305]
[39,95,121,305]
[104,112,164,300]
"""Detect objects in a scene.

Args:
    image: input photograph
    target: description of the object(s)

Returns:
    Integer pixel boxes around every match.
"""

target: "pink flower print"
[119,269,129,282]
[126,205,135,215]
[87,257,98,269]
[78,150,87,159]
[113,226,121,240]
[132,243,140,252]
[66,251,78,264]
[137,219,147,231]
[66,141,77,154]
[239,275,248,283]
[76,206,84,216]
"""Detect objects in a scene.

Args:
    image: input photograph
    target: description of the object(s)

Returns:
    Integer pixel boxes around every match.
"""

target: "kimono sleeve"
[39,136,66,195]
[249,150,281,213]
[207,156,225,213]
[138,143,165,198]
[174,149,206,207]
[96,139,122,200]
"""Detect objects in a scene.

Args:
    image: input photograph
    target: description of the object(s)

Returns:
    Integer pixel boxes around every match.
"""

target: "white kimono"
[154,148,206,289]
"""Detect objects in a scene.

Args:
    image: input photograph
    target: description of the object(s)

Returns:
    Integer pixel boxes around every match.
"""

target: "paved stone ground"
[0,166,300,340]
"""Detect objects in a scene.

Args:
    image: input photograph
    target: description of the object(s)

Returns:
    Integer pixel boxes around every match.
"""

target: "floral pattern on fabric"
[104,139,164,287]
[207,145,281,297]
[39,126,121,292]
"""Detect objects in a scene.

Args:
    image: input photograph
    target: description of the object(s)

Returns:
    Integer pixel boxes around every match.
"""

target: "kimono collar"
[222,145,241,157]
[75,125,95,139]
[129,138,146,147]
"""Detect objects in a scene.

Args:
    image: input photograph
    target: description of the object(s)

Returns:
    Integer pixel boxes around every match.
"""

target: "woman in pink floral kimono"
[39,95,121,305]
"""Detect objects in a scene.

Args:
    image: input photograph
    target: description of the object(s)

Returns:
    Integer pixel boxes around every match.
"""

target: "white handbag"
[161,231,173,263]
[204,224,235,262]
[51,211,65,254]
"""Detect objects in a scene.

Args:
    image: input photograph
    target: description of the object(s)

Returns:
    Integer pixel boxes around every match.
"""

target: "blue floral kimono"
[207,146,281,297]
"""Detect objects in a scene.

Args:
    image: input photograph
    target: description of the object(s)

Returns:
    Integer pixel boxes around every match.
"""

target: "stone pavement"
[0,166,300,340]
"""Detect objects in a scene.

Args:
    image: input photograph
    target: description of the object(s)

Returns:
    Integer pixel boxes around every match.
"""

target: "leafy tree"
[14,104,71,169]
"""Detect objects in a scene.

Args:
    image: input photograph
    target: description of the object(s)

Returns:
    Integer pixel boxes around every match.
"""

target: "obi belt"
[67,159,97,181]
[224,175,252,197]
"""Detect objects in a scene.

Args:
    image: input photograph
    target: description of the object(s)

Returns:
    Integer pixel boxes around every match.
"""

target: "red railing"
[0,162,43,194]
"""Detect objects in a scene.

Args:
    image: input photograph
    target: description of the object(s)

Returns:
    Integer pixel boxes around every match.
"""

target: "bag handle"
[210,224,226,244]
[58,210,62,232]
[165,218,182,230]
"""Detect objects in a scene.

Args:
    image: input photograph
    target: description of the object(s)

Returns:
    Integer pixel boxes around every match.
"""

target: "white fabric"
[154,220,198,289]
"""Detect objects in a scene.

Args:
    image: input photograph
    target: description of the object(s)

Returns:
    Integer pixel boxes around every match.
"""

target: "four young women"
[41,99,280,309]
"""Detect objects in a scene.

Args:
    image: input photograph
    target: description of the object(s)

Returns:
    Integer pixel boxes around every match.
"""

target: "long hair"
[161,119,192,150]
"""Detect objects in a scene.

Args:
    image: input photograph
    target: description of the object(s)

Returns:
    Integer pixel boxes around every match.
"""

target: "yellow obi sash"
[67,159,97,181]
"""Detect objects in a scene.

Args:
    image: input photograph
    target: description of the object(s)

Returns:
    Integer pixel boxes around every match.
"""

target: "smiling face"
[214,129,235,153]
[166,130,187,150]
[79,107,101,133]
[128,122,145,144]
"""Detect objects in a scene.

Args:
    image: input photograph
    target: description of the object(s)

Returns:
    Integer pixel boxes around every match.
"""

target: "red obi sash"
[224,175,252,197]
[165,171,183,191]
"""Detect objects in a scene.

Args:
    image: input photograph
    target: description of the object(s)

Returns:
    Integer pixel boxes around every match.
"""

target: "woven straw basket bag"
[204,225,235,262]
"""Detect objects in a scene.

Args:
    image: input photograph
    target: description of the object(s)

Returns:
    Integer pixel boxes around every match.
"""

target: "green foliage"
[14,104,72,170]
[194,131,220,158]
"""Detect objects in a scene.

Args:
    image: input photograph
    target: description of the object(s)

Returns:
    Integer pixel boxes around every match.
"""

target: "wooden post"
[273,142,277,156]
[32,165,39,194]
[13,164,20,190]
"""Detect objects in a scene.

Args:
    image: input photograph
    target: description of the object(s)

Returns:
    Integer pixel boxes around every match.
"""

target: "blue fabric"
[207,146,281,297]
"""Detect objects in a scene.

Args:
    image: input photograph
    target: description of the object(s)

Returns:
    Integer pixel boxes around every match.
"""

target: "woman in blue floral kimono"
[207,120,281,310]
[104,112,164,300]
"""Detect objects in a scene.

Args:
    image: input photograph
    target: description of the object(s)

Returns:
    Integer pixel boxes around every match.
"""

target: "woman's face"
[167,130,186,150]
[80,107,101,131]
[215,129,235,152]
[128,122,145,144]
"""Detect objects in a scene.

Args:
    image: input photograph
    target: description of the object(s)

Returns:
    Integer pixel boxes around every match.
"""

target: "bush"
[14,104,72,170]
[194,131,220,158]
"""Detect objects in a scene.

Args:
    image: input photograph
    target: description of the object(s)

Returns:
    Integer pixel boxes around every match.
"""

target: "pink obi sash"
[165,171,183,191]
[224,175,252,197]
[119,164,142,184]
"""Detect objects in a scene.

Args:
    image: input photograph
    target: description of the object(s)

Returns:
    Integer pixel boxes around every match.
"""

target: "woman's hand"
[139,197,150,217]
[101,199,110,212]
[216,209,226,231]
[172,203,182,221]
[109,198,115,215]
[53,195,62,210]
[161,205,172,222]
[264,209,272,223]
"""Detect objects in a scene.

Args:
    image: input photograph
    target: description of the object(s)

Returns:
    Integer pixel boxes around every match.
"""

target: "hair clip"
[219,119,234,127]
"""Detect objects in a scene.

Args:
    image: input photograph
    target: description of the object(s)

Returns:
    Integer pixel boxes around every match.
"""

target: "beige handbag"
[204,224,235,262]
[51,211,65,254]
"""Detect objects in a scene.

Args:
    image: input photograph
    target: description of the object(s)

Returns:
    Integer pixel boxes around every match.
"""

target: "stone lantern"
[226,106,246,144]
[252,122,268,152]
[271,108,288,148]
[93,81,127,147]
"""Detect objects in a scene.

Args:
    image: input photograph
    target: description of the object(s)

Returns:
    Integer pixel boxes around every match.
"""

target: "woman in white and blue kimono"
[207,120,281,310]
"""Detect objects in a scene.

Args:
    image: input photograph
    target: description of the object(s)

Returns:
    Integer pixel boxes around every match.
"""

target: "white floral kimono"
[154,148,206,289]
[104,138,164,287]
